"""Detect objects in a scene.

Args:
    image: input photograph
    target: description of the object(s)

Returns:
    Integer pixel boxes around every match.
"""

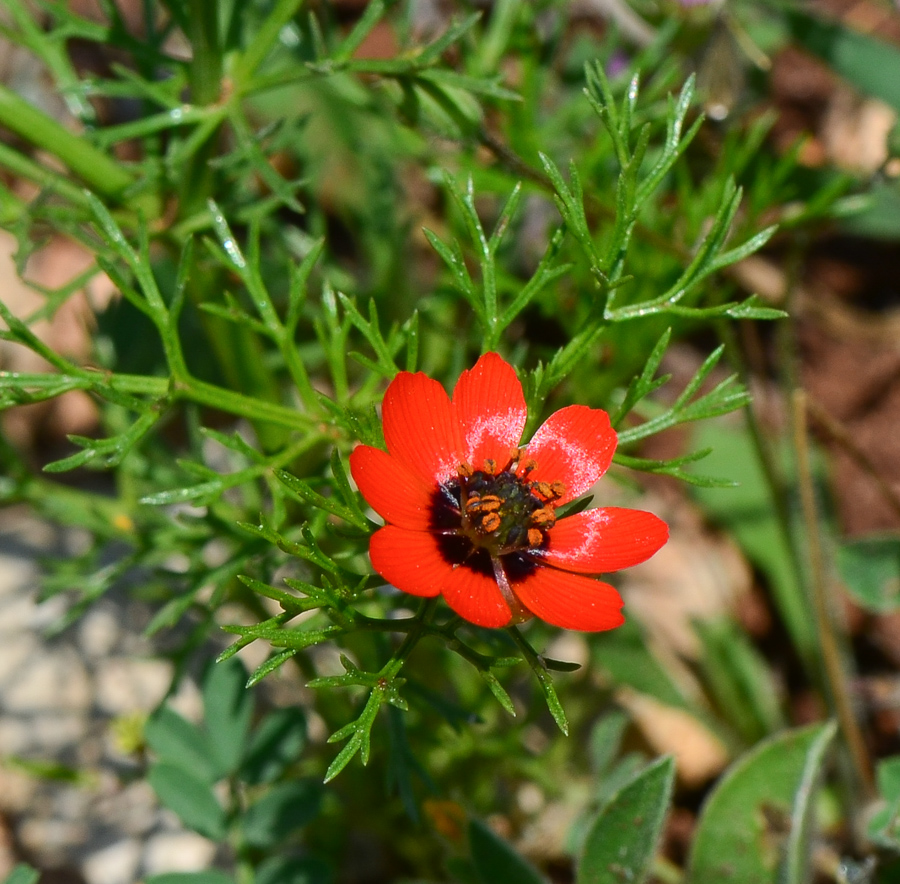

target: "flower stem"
[719,320,818,672]
[508,626,569,735]
[233,0,307,88]
[791,388,874,799]
[0,84,133,198]
[381,598,438,678]
[187,0,223,107]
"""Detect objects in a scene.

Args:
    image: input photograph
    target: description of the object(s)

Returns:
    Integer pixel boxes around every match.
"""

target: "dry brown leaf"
[615,687,730,787]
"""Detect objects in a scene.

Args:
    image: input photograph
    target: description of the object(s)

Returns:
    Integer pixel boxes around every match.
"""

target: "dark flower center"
[429,448,565,575]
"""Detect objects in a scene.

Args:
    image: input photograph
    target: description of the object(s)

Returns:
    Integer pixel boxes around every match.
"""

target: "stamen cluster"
[455,449,566,556]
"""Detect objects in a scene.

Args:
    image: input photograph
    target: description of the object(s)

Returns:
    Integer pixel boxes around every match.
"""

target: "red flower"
[349,353,668,630]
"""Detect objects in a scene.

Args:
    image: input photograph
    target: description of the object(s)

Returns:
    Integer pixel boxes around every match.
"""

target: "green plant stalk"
[233,0,307,88]
[508,626,568,735]
[177,376,312,431]
[185,268,291,451]
[719,321,818,672]
[380,598,438,679]
[0,84,133,197]
[0,369,313,431]
[2,0,96,121]
[0,141,90,209]
[0,180,25,226]
[175,0,291,450]
[791,389,873,801]
[774,249,868,760]
[322,598,438,783]
[179,0,225,218]
[187,0,223,107]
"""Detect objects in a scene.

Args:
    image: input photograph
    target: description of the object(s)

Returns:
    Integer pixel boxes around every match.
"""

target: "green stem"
[178,2,289,448]
[719,320,817,672]
[791,389,873,800]
[179,0,224,218]
[1,368,314,431]
[0,140,90,208]
[0,182,24,225]
[0,84,133,197]
[177,377,314,431]
[380,598,438,678]
[187,0,223,107]
[508,626,569,735]
[2,0,95,121]
[233,0,307,88]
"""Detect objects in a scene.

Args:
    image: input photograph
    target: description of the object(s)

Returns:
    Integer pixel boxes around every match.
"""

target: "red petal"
[540,508,668,573]
[523,406,617,503]
[511,567,624,632]
[441,563,512,628]
[368,526,445,597]
[368,526,512,626]
[383,371,463,486]
[349,445,435,531]
[452,352,527,470]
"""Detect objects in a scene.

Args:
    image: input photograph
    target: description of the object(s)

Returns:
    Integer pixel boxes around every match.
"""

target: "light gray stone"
[0,632,39,684]
[93,656,170,715]
[78,608,121,659]
[141,831,216,876]
[3,650,91,713]
[82,838,142,884]
[18,816,89,866]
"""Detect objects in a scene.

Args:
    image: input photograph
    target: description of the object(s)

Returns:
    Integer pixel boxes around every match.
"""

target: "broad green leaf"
[592,619,692,713]
[255,856,332,884]
[241,780,323,848]
[145,707,217,784]
[688,723,836,883]
[695,618,785,744]
[879,756,900,801]
[577,756,675,884]
[148,761,227,841]
[201,657,254,778]
[1,865,39,884]
[787,11,900,112]
[836,536,900,613]
[691,423,816,671]
[588,711,630,776]
[841,182,900,240]
[469,818,547,884]
[867,798,900,849]
[780,722,838,884]
[593,754,647,813]
[240,707,308,784]
[868,755,900,848]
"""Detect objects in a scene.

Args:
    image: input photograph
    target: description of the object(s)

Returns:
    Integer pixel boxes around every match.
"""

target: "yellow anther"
[458,462,474,478]
[466,494,502,514]
[531,506,556,527]
[527,528,544,547]
[482,512,502,533]
[534,481,553,500]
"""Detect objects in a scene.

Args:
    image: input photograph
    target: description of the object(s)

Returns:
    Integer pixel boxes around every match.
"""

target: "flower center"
[430,448,565,559]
